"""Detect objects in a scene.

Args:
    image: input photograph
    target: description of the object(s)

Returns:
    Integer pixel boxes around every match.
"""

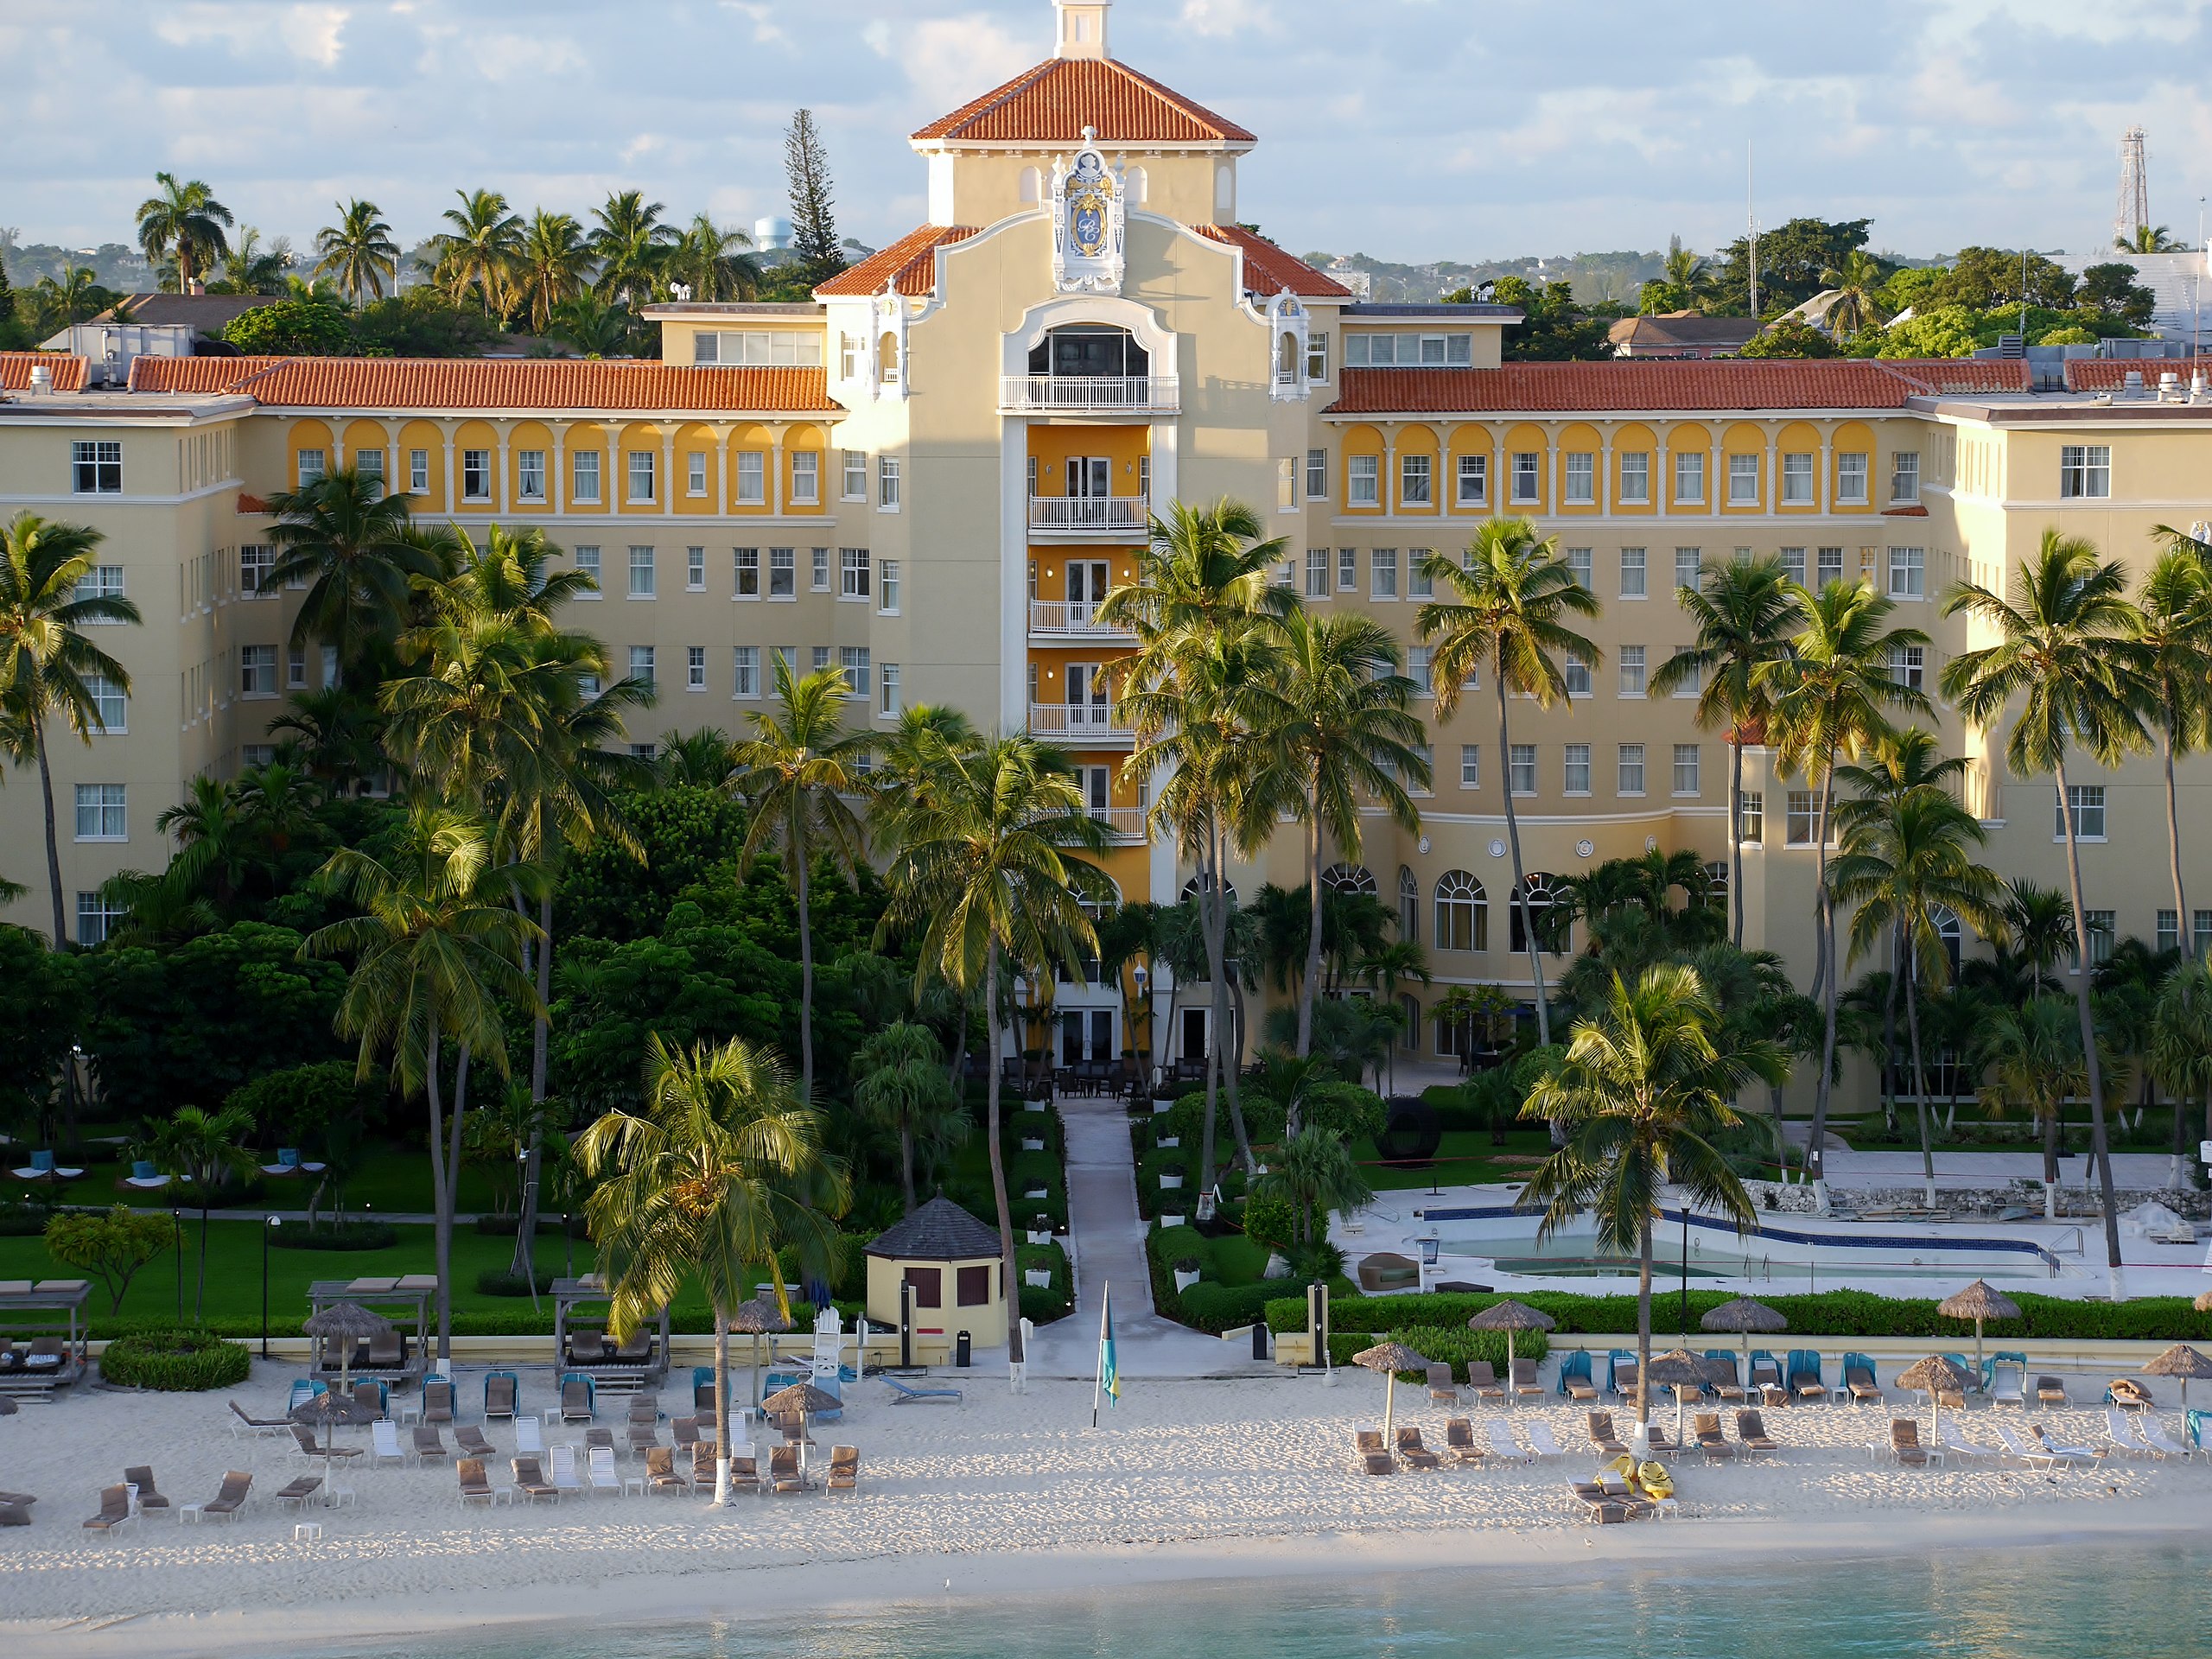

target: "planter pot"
[1157,1135,1179,1149]
[1023,1099,1049,1114]
[1027,1229,1052,1245]
[1159,1173,1183,1190]
[1025,1186,1049,1200]
[1173,1268,1201,1294]
[1024,1268,1052,1289]
[1152,1099,1173,1114]
[1020,1137,1045,1152]
[1262,1251,1291,1281]
[1160,1213,1185,1228]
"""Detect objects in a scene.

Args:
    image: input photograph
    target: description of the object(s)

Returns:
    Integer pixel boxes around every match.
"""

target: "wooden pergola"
[0,1279,91,1399]
[304,1277,434,1386]
[552,1275,669,1387]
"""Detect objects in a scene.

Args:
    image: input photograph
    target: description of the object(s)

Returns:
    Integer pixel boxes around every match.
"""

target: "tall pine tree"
[784,110,847,287]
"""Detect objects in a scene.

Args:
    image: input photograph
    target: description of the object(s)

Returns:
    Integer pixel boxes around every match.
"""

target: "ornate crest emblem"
[1067,151,1111,258]
[1049,132,1125,295]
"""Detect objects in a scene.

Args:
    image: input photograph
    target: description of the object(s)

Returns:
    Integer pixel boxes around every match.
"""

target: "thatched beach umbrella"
[1468,1300,1556,1398]
[1700,1296,1788,1390]
[2142,1344,2212,1409]
[1643,1348,1709,1449]
[289,1384,360,1454]
[1351,1341,1427,1449]
[2196,1289,2212,1314]
[731,1296,794,1408]
[760,1378,841,1474]
[301,1300,391,1399]
[1937,1281,2019,1389]
[1897,1353,1973,1447]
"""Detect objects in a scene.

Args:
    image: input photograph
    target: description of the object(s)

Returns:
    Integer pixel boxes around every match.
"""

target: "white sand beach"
[5,1357,2211,1656]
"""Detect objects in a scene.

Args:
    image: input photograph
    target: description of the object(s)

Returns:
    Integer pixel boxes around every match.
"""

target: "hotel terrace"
[5,0,2211,1108]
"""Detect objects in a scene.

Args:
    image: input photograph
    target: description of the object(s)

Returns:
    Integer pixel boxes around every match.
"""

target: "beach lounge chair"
[1556,1351,1597,1403]
[1786,1350,1827,1403]
[548,1445,582,1494]
[883,1375,963,1406]
[569,1331,607,1365]
[484,1371,518,1422]
[228,1400,290,1438]
[2107,1377,2155,1410]
[201,1471,252,1522]
[2035,1376,2070,1408]
[1843,1356,1881,1405]
[1426,1363,1460,1407]
[826,1446,859,1495]
[1567,1479,1652,1523]
[1509,1357,1541,1403]
[1749,1351,1788,1405]
[1605,1351,1637,1402]
[1644,1421,1677,1456]
[1940,1424,1997,1462]
[1701,1355,1747,1405]
[618,1332,653,1364]
[1444,1418,1485,1465]
[412,1424,450,1465]
[2031,1423,2102,1465]
[693,1368,717,1414]
[0,1493,32,1527]
[21,1336,63,1371]
[1395,1427,1441,1470]
[730,1445,761,1494]
[351,1381,386,1421]
[1888,1420,1933,1467]
[1734,1410,1779,1455]
[456,1425,496,1459]
[1525,1422,1566,1463]
[1462,1360,1508,1407]
[769,1444,804,1494]
[644,1446,688,1496]
[1588,1411,1630,1461]
[1989,1362,2026,1410]
[121,1465,170,1511]
[512,1456,559,1504]
[690,1444,720,1494]
[365,1330,404,1371]
[366,1420,404,1466]
[516,1416,544,1456]
[1993,1422,2087,1469]
[82,1484,135,1532]
[1693,1413,1735,1460]
[560,1375,594,1423]
[1355,1428,1394,1475]
[1484,1419,1531,1463]
[2141,1418,2194,1460]
[671,1416,701,1456]
[626,1422,660,1458]
[2104,1408,2155,1459]
[292,1423,364,1464]
[423,1379,455,1426]
[585,1427,615,1457]
[275,1475,325,1510]
[588,1446,620,1495]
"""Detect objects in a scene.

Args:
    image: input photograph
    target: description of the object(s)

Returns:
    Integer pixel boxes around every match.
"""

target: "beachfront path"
[1026,1093,1265,1381]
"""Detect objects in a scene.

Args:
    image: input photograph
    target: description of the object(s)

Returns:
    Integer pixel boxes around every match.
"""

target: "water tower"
[753,216,794,251]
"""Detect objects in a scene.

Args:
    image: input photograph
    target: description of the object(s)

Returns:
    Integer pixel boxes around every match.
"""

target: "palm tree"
[2128,532,2212,939]
[875,728,1109,1375]
[259,467,446,671]
[1639,235,1713,315]
[852,1021,968,1213]
[1819,251,1890,336]
[1250,611,1428,1055]
[1998,878,2075,1000]
[2149,958,2212,1183]
[142,1104,254,1319]
[0,512,142,945]
[429,188,524,315]
[302,806,543,1362]
[1357,938,1430,1094]
[514,210,592,334]
[269,684,385,792]
[589,191,678,306]
[31,266,111,331]
[732,658,874,1109]
[2117,225,2179,253]
[152,774,259,911]
[668,213,760,302]
[1974,997,2089,1218]
[135,172,233,290]
[547,294,634,358]
[1251,1126,1374,1258]
[314,200,400,303]
[577,1033,847,1503]
[1521,963,1785,1432]
[209,227,291,296]
[1942,529,2150,1285]
[1757,578,1928,1197]
[1417,517,1602,1046]
[1652,556,1802,947]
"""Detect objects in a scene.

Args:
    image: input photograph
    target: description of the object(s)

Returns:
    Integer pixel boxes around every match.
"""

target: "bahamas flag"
[1096,1286,1122,1421]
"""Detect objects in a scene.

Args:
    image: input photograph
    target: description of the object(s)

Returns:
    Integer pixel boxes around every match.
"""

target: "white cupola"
[1053,0,1110,60]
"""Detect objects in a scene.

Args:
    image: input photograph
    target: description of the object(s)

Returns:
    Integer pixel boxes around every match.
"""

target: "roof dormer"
[1054,0,1109,60]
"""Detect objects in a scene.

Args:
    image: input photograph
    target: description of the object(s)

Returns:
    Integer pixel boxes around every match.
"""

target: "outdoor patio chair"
[275,1475,325,1510]
[201,1471,252,1522]
[456,1425,496,1459]
[422,1379,455,1425]
[1354,1428,1394,1475]
[769,1444,804,1494]
[1443,1418,1484,1465]
[512,1456,559,1504]
[825,1445,859,1494]
[1426,1363,1459,1407]
[1395,1427,1441,1470]
[1463,1361,1507,1406]
[1733,1411,1779,1454]
[645,1446,688,1496]
[412,1424,450,1465]
[81,1484,134,1532]
[122,1465,170,1510]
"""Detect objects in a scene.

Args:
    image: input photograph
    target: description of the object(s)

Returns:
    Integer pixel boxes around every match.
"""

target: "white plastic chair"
[588,1445,620,1494]
[370,1420,406,1467]
[1940,1424,1997,1462]
[1525,1422,1566,1462]
[2140,1417,2194,1460]
[516,1416,544,1456]
[2105,1408,2156,1459]
[1484,1419,1531,1463]
[549,1443,582,1492]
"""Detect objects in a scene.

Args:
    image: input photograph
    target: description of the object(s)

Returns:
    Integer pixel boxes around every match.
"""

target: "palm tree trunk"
[899,1127,916,1215]
[1635,1213,1654,1433]
[2163,726,2188,944]
[1729,737,1747,950]
[2042,1103,2060,1218]
[1497,672,1548,1047]
[1214,820,1255,1175]
[1879,925,1903,1133]
[1197,848,1221,1195]
[983,945,1023,1372]
[712,1309,733,1504]
[1808,760,1840,1202]
[2054,758,2125,1287]
[196,1199,211,1320]
[1905,938,1936,1207]
[423,1026,453,1365]
[31,718,67,950]
[438,1044,471,1363]
[1297,786,1324,1057]
[512,885,556,1279]
[793,820,816,1106]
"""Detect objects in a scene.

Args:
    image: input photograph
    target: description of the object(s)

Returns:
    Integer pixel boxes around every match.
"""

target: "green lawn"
[5,1143,512,1218]
[1349,1128,1559,1192]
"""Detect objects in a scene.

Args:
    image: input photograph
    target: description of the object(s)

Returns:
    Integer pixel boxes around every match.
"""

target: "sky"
[3,0,2209,265]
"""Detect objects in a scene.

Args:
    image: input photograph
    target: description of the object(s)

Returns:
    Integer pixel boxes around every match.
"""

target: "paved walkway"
[1812,1147,2185,1192]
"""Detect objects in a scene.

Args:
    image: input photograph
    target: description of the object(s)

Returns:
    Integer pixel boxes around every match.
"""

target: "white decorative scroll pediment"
[1050,126,1125,296]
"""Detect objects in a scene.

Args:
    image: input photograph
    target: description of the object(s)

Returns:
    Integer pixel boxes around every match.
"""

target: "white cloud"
[1179,0,1277,39]
[155,3,349,67]
[870,14,1033,110]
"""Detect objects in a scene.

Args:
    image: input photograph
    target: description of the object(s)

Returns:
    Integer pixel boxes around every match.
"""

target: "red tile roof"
[1326,358,2030,416]
[813,226,979,298]
[152,358,838,413]
[912,57,1254,146]
[128,355,289,394]
[0,353,88,392]
[2063,356,2212,391]
[1187,225,1352,299]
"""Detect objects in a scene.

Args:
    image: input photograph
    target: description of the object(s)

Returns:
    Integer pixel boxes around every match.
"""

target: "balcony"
[1000,374,1179,415]
[1028,600,1135,640]
[1028,493,1149,536]
[1086,804,1147,842]
[1028,702,1133,745]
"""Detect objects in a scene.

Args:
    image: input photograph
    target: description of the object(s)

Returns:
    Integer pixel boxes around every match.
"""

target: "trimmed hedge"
[475,1267,555,1297]
[271,1221,398,1251]
[1017,1237,1073,1325]
[99,1327,250,1391]
[1331,1323,1551,1379]
[473,1215,585,1237]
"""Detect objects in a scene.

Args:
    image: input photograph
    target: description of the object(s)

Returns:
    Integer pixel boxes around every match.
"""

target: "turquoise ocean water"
[327,1541,2212,1659]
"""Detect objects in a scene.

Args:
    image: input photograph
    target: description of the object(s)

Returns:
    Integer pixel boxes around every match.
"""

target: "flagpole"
[1092,1281,1109,1428]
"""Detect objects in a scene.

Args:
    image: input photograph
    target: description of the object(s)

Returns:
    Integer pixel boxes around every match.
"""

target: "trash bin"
[956,1330,972,1369]
[1251,1320,1268,1361]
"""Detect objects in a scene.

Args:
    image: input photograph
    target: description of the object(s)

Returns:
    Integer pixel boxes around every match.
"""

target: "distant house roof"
[1187,225,1353,299]
[124,356,840,414]
[814,226,980,298]
[2062,355,2212,391]
[912,56,1255,147]
[0,353,89,392]
[1342,303,1524,321]
[1326,358,2030,416]
[92,293,283,334]
[862,1197,1003,1262]
[1607,314,1764,354]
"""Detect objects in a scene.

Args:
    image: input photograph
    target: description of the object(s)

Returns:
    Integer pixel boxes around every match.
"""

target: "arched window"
[1398,991,1421,1051]
[1321,862,1376,894]
[1018,166,1041,204]
[1434,869,1487,952]
[1704,860,1729,910]
[1128,164,1148,205]
[1931,906,1963,980]
[1179,874,1238,906]
[1397,866,1419,943]
[1510,871,1563,955]
[877,333,899,385]
[1215,163,1235,213]
[1028,325,1148,378]
[1277,332,1299,384]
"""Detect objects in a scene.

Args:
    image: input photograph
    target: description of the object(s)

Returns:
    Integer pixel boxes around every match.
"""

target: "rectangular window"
[1890,643,1925,690]
[573,450,601,503]
[1618,645,1646,696]
[628,546,656,598]
[840,546,871,599]
[791,450,819,505]
[877,455,901,509]
[575,544,601,592]
[1459,744,1480,788]
[810,548,831,592]
[879,558,900,613]
[1510,743,1537,796]
[1370,547,1398,598]
[686,450,708,499]
[321,645,338,689]
[955,1263,991,1307]
[461,448,491,500]
[1407,645,1433,696]
[686,645,706,690]
[879,662,901,718]
[296,448,326,487]
[842,449,868,499]
[734,547,760,599]
[409,448,430,493]
[2159,910,2181,955]
[1817,545,1846,587]
[86,673,126,732]
[1727,453,1760,505]
[1563,452,1595,505]
[734,645,760,698]
[1347,454,1379,506]
[1673,743,1700,795]
[2057,785,2106,840]
[839,645,871,696]
[1408,551,1433,601]
[1618,451,1650,505]
[1456,452,1488,506]
[72,439,123,494]
[1306,448,1329,499]
[1675,546,1703,592]
[359,446,388,489]
[2059,444,2111,499]
[769,547,795,598]
[1837,451,1868,504]
[1786,789,1821,846]
[685,545,706,591]
[240,644,276,696]
[2196,911,2212,960]
[1306,547,1329,599]
[238,545,274,596]
[1890,452,1922,504]
[517,449,545,500]
[75,563,125,620]
[1338,546,1357,591]
[626,449,655,503]
[628,645,655,688]
[1781,452,1815,505]
[1618,743,1645,795]
[734,451,765,505]
[1510,452,1541,505]
[1565,545,1592,589]
[1563,742,1592,794]
[76,893,125,944]
[905,1267,943,1309]
[287,647,307,690]
[1306,332,1329,381]
[1619,546,1647,598]
[1888,546,1924,600]
[1779,545,1807,585]
[1563,648,1592,696]
[811,645,831,673]
[1668,652,1700,698]
[1675,450,1705,505]
[75,782,126,840]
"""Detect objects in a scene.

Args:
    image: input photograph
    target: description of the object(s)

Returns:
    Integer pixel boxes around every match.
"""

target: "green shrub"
[1016,1238,1072,1324]
[474,1214,582,1237]
[1179,1281,1283,1332]
[1347,1323,1548,1379]
[1242,1192,1296,1250]
[99,1327,250,1391]
[1159,1090,1287,1149]
[271,1220,398,1251]
[1301,1082,1386,1143]
[0,1200,56,1237]
[475,1267,555,1297]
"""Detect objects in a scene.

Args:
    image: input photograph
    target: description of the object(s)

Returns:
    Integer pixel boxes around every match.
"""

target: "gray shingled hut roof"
[862,1197,1002,1262]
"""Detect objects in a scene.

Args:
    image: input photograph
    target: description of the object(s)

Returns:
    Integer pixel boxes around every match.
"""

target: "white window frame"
[1619,546,1647,599]
[1370,547,1398,600]
[1890,451,1922,505]
[240,644,277,697]
[517,449,546,501]
[1459,744,1479,789]
[768,547,796,599]
[574,543,601,594]
[810,547,831,593]
[791,450,820,505]
[685,545,706,592]
[1407,645,1433,696]
[461,448,492,501]
[1780,452,1815,505]
[879,662,901,719]
[572,450,601,504]
[1347,454,1379,507]
[1887,546,1924,600]
[1618,450,1650,505]
[734,547,760,600]
[1510,743,1537,797]
[1836,451,1868,505]
[628,545,656,599]
[628,645,656,688]
[1510,452,1541,505]
[842,450,867,500]
[877,455,901,511]
[626,449,655,505]
[1672,743,1700,797]
[1306,448,1329,499]
[1563,452,1595,505]
[2056,785,2107,842]
[74,783,127,842]
[72,439,122,494]
[1618,742,1645,796]
[1726,453,1760,506]
[1456,452,1488,506]
[86,673,126,733]
[1562,741,1592,795]
[686,645,707,691]
[734,645,760,699]
[840,546,871,601]
[879,558,900,614]
[1674,450,1705,505]
[410,448,430,493]
[1618,645,1646,697]
[735,451,766,505]
[2059,444,2111,500]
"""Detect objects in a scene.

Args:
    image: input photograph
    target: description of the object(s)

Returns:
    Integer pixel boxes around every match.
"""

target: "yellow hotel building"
[5,0,2212,1102]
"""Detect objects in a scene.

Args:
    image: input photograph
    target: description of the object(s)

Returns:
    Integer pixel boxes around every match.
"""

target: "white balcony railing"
[1086,804,1147,840]
[1027,493,1149,533]
[1028,702,1131,740]
[1028,600,1135,637]
[1000,374,1179,414]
